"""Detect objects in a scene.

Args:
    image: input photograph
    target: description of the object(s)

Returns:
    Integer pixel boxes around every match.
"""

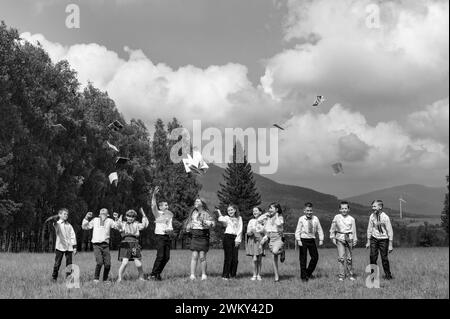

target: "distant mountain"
[197,164,369,218]
[346,184,446,216]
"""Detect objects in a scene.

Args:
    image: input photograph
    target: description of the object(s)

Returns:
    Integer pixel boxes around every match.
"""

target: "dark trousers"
[299,238,319,279]
[369,237,392,277]
[52,249,73,280]
[222,234,239,278]
[151,235,171,276]
[93,242,111,281]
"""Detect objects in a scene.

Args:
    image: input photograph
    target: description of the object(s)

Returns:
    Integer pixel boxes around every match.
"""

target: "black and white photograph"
[0,0,448,309]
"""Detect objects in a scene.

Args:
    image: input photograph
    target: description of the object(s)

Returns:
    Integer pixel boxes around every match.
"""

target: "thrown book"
[182,150,209,175]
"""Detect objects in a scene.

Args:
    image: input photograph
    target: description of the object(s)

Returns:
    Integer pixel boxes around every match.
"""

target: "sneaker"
[251,276,257,281]
[339,277,344,282]
[138,277,147,282]
[349,276,356,281]
[93,279,100,284]
[222,277,229,281]
[256,275,262,281]
[189,275,196,281]
[201,274,208,281]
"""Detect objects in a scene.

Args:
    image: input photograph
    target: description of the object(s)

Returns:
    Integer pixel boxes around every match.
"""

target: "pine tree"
[217,142,261,225]
[441,175,449,237]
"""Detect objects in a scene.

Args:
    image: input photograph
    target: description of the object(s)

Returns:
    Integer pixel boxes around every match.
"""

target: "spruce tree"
[217,142,261,225]
[441,175,449,237]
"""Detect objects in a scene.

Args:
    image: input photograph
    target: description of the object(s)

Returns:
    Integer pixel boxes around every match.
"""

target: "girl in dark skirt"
[114,208,149,282]
[184,198,215,281]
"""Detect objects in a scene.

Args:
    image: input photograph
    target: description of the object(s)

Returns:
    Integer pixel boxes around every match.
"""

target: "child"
[330,201,357,281]
[295,202,324,282]
[82,208,118,283]
[184,198,215,281]
[216,204,243,280]
[114,208,149,282]
[260,202,284,282]
[45,208,77,282]
[149,186,174,281]
[366,200,394,280]
[246,207,266,281]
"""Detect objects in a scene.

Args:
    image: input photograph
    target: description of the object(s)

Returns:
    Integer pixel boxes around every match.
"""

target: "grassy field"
[0,247,448,299]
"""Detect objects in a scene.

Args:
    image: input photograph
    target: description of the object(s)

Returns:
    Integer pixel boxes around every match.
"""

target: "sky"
[0,0,448,198]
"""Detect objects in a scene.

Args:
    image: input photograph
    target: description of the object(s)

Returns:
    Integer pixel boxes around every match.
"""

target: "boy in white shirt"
[366,200,394,280]
[45,208,77,282]
[295,202,324,282]
[330,201,357,281]
[82,208,118,283]
[149,186,174,281]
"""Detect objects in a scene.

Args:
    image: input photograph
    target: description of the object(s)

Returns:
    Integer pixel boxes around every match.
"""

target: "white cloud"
[261,0,449,114]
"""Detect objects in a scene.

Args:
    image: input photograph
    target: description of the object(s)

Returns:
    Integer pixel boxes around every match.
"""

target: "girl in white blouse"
[246,207,266,280]
[217,204,243,280]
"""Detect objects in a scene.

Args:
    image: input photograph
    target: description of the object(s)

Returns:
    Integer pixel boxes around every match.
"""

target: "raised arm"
[138,208,150,230]
[81,212,94,230]
[150,187,160,219]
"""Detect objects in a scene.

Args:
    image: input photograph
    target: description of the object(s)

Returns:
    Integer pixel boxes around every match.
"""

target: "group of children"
[46,190,394,284]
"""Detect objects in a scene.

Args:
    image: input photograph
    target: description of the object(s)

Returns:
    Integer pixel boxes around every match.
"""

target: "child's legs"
[257,255,263,275]
[222,235,233,278]
[199,251,207,276]
[103,246,112,281]
[118,258,129,280]
[272,254,279,280]
[134,259,144,278]
[52,250,64,280]
[190,251,199,276]
[93,244,103,280]
[298,243,308,279]
[64,251,73,277]
[231,245,239,277]
[151,235,165,276]
[336,241,346,278]
[252,255,258,276]
[345,244,354,276]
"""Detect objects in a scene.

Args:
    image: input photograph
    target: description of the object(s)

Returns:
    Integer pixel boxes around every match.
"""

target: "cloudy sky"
[1,0,448,198]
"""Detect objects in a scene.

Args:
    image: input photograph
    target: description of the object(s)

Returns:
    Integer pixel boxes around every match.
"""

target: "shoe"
[339,277,344,282]
[201,274,208,281]
[383,275,393,280]
[156,274,162,281]
[349,276,356,281]
[280,251,285,263]
[189,275,196,281]
[138,277,147,282]
[274,278,280,282]
[93,279,100,284]
[222,277,229,281]
[251,276,257,281]
[307,274,316,280]
[256,275,262,281]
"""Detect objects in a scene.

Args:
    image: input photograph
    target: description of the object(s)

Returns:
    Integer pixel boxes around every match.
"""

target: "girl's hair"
[227,204,240,218]
[269,202,283,215]
[184,198,212,230]
[58,208,69,215]
[125,209,137,218]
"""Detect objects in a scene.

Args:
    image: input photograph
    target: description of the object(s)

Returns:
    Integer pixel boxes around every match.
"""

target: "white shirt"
[247,218,265,237]
[262,214,284,233]
[188,210,215,230]
[367,211,393,241]
[295,215,324,241]
[82,217,116,244]
[54,220,77,252]
[154,211,174,235]
[218,215,243,243]
[114,217,149,237]
[330,214,357,243]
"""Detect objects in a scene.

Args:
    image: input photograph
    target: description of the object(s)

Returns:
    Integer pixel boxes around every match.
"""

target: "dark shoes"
[150,274,162,281]
[280,251,286,263]
[383,274,393,280]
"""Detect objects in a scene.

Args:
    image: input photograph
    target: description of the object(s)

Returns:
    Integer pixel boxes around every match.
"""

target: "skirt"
[268,232,284,255]
[118,239,142,261]
[189,229,210,252]
[246,234,265,257]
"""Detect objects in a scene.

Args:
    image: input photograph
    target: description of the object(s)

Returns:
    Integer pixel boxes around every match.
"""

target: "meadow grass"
[0,247,448,299]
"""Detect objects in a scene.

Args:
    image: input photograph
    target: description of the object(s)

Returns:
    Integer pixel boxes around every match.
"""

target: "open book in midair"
[106,141,119,152]
[108,172,118,187]
[312,95,326,107]
[182,150,209,175]
[331,162,344,175]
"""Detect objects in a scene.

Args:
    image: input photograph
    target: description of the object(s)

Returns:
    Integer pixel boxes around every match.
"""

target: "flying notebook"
[182,150,209,175]
[313,95,326,107]
[108,120,124,131]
